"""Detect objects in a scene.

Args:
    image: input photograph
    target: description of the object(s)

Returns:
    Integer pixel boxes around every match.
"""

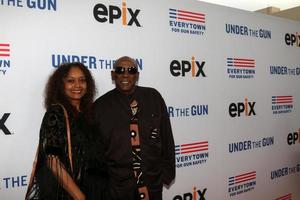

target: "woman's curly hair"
[44,62,96,115]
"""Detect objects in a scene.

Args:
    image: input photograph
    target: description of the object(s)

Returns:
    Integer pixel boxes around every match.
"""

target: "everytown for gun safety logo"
[169,8,206,36]
[226,57,256,79]
[0,43,10,75]
[272,95,293,114]
[175,140,208,168]
[228,171,256,197]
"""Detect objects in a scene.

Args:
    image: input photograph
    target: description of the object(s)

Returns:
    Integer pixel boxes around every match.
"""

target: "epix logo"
[285,32,300,47]
[170,56,206,77]
[229,98,256,117]
[173,187,207,200]
[287,128,300,145]
[0,113,12,135]
[93,1,141,27]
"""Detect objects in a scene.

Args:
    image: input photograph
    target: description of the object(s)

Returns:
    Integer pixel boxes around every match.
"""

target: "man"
[93,56,175,200]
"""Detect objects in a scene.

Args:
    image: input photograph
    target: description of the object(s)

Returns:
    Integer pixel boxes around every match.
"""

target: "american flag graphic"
[0,43,10,57]
[169,8,205,23]
[275,193,292,200]
[272,96,293,104]
[227,58,255,68]
[175,141,208,155]
[228,171,256,186]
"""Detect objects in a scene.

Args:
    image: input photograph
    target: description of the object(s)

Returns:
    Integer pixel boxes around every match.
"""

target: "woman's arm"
[47,156,85,200]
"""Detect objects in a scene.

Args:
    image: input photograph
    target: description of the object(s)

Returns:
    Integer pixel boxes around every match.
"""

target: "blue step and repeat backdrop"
[1,0,300,199]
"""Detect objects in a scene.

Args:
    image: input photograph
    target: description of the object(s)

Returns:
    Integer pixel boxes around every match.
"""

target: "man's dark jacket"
[93,86,175,199]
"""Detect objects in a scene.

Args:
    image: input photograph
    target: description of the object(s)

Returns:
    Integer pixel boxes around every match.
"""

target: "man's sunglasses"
[114,66,138,75]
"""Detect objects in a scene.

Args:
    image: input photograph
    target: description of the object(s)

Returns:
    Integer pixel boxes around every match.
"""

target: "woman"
[26,62,107,200]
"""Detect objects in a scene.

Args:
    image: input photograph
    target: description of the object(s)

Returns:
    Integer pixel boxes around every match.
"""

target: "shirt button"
[131,130,137,137]
[139,193,145,199]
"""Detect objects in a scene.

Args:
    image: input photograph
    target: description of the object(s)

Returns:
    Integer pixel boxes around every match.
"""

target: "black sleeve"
[89,101,108,174]
[39,105,66,157]
[159,93,176,185]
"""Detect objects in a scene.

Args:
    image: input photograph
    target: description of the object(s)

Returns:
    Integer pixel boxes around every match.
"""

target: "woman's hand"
[73,191,86,200]
[47,156,86,200]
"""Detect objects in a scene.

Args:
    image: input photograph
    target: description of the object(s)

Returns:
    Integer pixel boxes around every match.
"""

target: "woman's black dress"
[26,104,108,200]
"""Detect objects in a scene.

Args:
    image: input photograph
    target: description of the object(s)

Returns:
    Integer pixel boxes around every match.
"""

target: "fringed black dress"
[26,104,108,200]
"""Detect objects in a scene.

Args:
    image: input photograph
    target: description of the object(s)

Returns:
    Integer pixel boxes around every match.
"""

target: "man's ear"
[111,71,115,81]
[136,72,140,82]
